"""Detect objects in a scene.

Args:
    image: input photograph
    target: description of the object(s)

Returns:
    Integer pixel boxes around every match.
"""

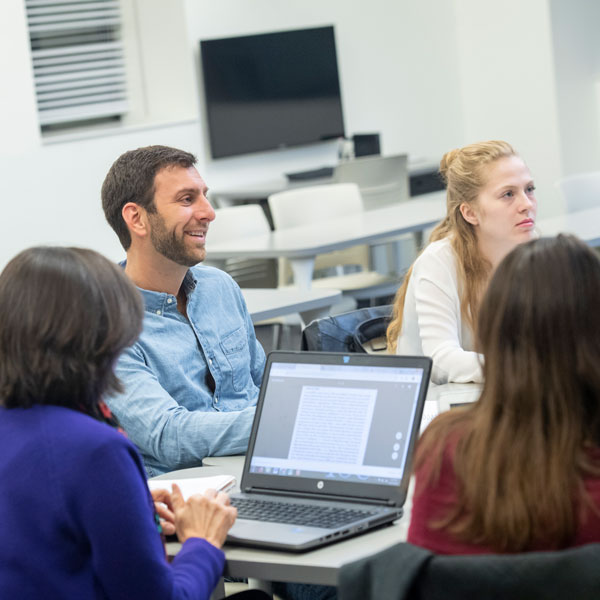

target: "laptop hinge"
[243,487,395,506]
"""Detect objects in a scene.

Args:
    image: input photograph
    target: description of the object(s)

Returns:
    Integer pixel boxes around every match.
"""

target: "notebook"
[148,474,236,499]
[227,350,432,551]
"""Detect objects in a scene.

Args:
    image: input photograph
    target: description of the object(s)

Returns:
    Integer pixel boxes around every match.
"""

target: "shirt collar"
[119,259,198,314]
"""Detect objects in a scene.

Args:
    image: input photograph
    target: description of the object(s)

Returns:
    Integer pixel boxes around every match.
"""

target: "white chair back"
[268,183,368,285]
[334,154,409,210]
[268,183,363,229]
[207,204,275,287]
[209,204,271,242]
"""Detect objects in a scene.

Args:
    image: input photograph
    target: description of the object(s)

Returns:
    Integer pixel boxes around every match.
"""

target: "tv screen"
[200,26,345,159]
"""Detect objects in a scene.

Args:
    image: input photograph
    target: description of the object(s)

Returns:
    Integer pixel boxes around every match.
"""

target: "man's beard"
[148,212,205,268]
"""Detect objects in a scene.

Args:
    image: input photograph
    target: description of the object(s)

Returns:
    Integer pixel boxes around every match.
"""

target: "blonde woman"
[387,141,537,383]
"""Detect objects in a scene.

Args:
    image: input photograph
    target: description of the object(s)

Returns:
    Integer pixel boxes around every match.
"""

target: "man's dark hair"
[101,145,197,250]
[0,247,143,419]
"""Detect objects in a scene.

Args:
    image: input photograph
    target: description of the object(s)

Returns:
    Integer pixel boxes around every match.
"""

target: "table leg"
[210,577,226,600]
[248,578,273,596]
[413,230,424,252]
[289,257,316,290]
[205,257,228,272]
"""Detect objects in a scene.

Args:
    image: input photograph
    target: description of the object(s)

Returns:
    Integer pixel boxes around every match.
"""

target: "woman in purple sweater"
[0,247,252,600]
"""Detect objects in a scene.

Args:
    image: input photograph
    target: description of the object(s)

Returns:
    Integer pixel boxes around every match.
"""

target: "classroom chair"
[333,154,409,211]
[268,183,400,304]
[334,154,417,273]
[338,541,600,600]
[206,204,296,349]
[206,204,277,288]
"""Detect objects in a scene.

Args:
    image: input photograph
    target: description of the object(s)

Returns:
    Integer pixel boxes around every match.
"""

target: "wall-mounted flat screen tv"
[200,26,345,159]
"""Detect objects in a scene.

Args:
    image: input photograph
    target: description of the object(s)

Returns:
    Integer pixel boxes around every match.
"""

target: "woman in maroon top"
[408,234,600,554]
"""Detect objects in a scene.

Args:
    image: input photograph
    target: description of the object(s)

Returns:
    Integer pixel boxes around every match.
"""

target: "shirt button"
[167,298,173,304]
[209,359,213,365]
[155,310,161,315]
[215,396,219,403]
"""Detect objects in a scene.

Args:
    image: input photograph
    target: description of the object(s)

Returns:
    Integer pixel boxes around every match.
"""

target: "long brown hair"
[387,140,516,352]
[415,235,600,551]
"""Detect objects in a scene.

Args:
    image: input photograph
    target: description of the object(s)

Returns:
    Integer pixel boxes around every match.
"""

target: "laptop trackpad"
[228,519,327,546]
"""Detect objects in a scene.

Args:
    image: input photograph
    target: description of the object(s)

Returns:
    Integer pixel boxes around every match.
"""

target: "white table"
[428,382,482,410]
[537,205,600,247]
[208,158,441,208]
[210,200,600,292]
[207,191,446,289]
[242,287,342,324]
[159,455,411,596]
[210,176,332,207]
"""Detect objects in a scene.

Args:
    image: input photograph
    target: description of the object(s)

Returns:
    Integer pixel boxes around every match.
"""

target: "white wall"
[1,0,593,269]
[0,0,40,152]
[0,121,203,266]
[121,0,199,126]
[549,0,600,177]
[453,0,563,217]
[182,0,465,188]
[0,0,465,268]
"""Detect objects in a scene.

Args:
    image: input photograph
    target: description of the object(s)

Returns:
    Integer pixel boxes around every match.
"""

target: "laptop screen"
[246,354,428,493]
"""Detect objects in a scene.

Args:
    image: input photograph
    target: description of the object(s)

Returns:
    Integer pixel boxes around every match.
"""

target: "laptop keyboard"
[231,497,378,529]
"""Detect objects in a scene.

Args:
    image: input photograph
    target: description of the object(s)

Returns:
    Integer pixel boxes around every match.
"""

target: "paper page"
[148,474,236,500]
[420,399,439,433]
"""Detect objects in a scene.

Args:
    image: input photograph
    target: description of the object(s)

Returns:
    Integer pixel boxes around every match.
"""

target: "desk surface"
[160,456,411,586]
[211,176,332,202]
[155,382,482,587]
[428,382,482,410]
[242,288,342,323]
[209,201,600,291]
[209,159,439,204]
[206,191,446,261]
[208,199,600,263]
[537,205,600,247]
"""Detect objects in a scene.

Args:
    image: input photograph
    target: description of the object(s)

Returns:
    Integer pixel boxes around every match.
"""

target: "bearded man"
[101,145,265,476]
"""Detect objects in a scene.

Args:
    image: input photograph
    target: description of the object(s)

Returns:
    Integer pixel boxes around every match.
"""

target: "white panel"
[34,67,126,84]
[32,40,122,58]
[34,59,126,75]
[35,75,126,92]
[38,100,129,125]
[37,83,124,100]
[26,0,111,6]
[27,1,119,12]
[28,18,121,33]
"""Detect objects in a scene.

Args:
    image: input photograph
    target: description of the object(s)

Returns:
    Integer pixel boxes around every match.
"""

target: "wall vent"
[25,0,128,132]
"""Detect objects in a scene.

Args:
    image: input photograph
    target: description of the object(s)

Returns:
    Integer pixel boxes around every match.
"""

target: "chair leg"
[271,323,282,350]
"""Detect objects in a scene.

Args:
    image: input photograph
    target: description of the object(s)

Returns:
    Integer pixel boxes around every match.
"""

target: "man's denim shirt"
[106,265,266,477]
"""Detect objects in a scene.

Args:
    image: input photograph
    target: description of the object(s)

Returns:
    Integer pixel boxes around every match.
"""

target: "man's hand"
[170,483,237,548]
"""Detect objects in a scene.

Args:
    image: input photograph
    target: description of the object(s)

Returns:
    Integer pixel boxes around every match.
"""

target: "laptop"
[227,350,432,551]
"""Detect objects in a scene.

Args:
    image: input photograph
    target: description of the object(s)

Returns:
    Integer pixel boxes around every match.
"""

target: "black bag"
[301,305,392,353]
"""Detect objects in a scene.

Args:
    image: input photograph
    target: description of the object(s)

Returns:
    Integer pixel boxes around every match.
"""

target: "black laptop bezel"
[240,351,432,506]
